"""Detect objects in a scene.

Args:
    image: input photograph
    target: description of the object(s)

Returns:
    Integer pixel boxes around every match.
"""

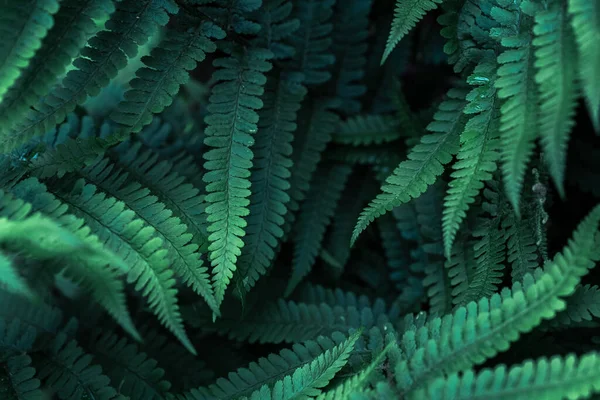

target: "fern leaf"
[0,0,60,102]
[236,72,307,297]
[395,204,600,397]
[285,164,352,296]
[253,0,300,60]
[533,2,578,195]
[194,331,357,400]
[1,354,42,399]
[110,20,224,138]
[418,352,600,400]
[0,187,139,340]
[316,341,395,400]
[568,0,600,132]
[196,0,262,36]
[330,0,372,114]
[75,156,218,315]
[284,99,340,233]
[503,213,537,282]
[242,331,360,399]
[288,0,336,85]
[418,183,452,315]
[381,0,444,64]
[442,62,500,257]
[202,47,273,307]
[549,284,600,328]
[332,115,401,146]
[11,178,193,353]
[0,0,114,129]
[0,0,178,154]
[36,333,124,400]
[352,87,468,244]
[495,11,537,213]
[192,299,392,344]
[87,331,171,400]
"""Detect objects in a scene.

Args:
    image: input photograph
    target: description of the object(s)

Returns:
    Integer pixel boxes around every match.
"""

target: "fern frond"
[503,212,537,282]
[196,0,262,36]
[549,284,600,328]
[0,318,38,359]
[202,47,273,307]
[11,178,193,353]
[288,0,336,85]
[0,0,114,129]
[381,0,443,64]
[495,9,537,213]
[442,62,500,257]
[191,331,358,400]
[284,99,340,233]
[36,333,124,400]
[236,72,307,297]
[286,164,352,296]
[192,299,391,344]
[87,331,171,400]
[394,204,600,397]
[418,184,452,315]
[0,0,60,102]
[352,87,468,244]
[293,284,380,311]
[316,341,395,400]
[533,2,578,195]
[456,214,505,306]
[444,229,475,305]
[242,331,360,399]
[330,0,372,114]
[568,0,600,132]
[417,352,600,400]
[1,353,42,399]
[0,186,139,340]
[253,0,300,60]
[110,20,224,138]
[332,115,401,146]
[0,0,178,154]
[75,156,218,314]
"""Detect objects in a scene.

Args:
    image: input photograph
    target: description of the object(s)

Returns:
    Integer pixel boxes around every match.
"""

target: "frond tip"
[381,0,444,64]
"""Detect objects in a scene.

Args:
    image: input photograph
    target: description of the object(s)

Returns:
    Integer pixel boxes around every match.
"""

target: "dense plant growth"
[0,0,599,398]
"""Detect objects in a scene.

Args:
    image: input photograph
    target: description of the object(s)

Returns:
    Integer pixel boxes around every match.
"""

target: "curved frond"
[352,87,468,244]
[418,352,600,400]
[242,331,360,399]
[394,204,600,397]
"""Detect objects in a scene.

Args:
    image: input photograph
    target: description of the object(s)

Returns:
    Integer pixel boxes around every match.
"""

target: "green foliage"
[0,0,598,399]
